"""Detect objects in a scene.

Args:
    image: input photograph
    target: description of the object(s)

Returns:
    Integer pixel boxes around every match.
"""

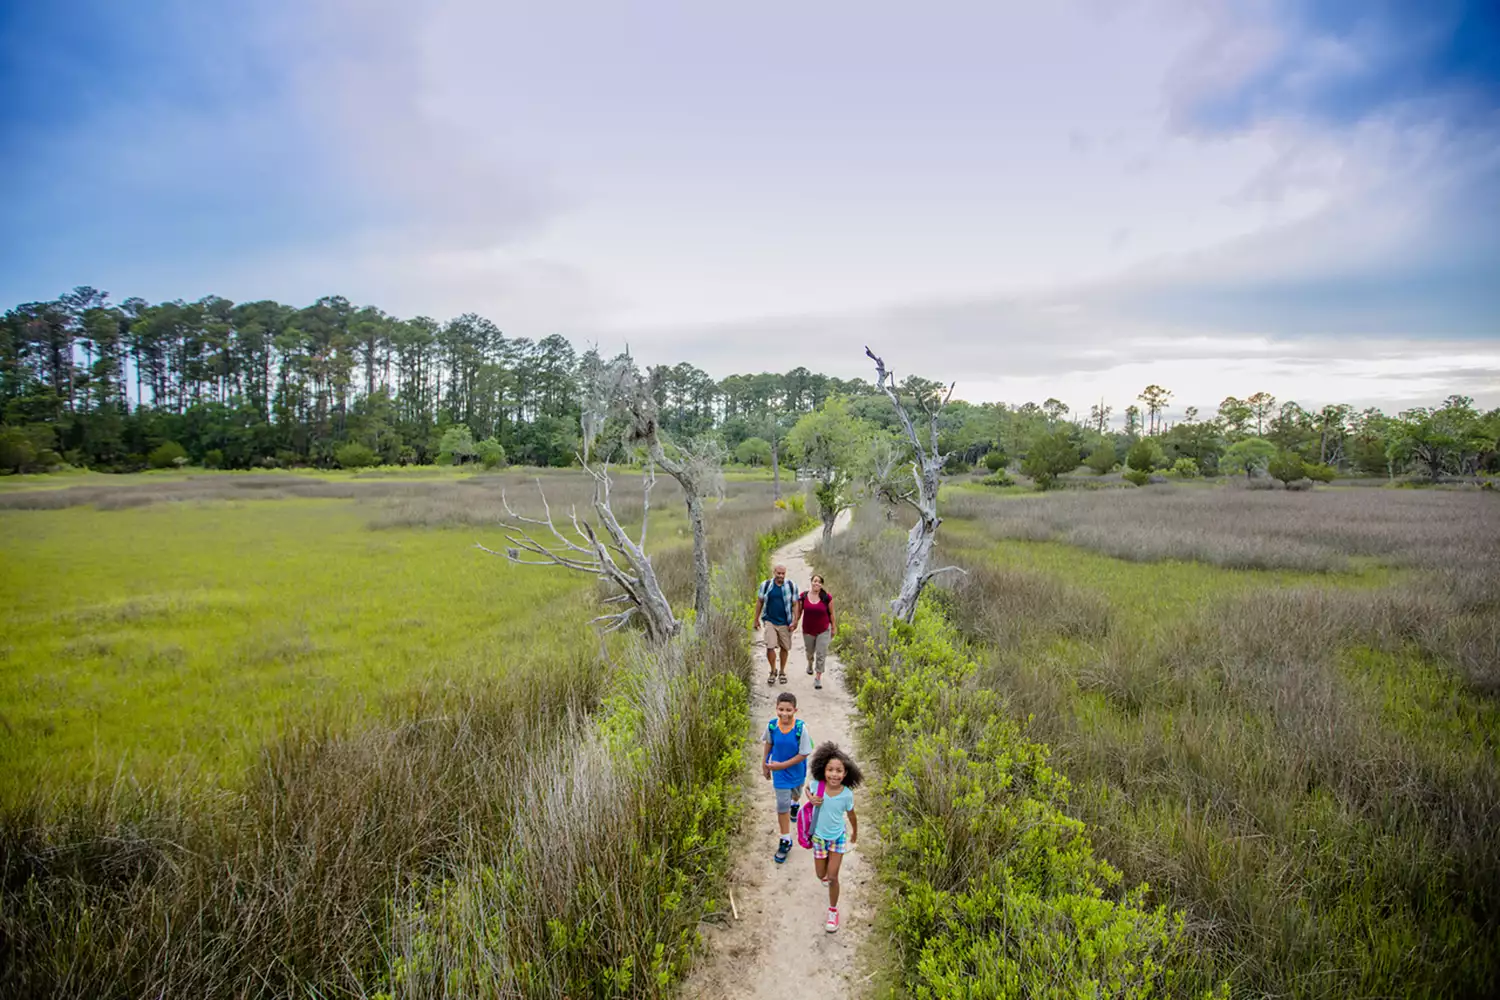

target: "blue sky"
[2,0,1497,411]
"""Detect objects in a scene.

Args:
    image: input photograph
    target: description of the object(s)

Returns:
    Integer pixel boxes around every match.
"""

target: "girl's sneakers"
[825,907,839,933]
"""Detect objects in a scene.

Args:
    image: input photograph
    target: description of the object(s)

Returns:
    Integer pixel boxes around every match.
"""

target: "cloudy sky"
[2,0,1497,414]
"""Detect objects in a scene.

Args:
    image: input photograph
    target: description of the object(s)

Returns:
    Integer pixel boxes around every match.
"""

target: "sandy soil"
[682,513,875,999]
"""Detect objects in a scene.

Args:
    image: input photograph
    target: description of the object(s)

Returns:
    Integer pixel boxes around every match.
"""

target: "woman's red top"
[800,591,833,635]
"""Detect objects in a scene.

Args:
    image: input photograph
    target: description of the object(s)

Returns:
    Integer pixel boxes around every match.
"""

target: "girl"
[805,741,863,933]
[796,574,836,689]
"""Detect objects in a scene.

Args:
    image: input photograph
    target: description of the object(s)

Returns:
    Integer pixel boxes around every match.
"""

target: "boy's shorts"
[812,835,847,859]
[774,785,803,813]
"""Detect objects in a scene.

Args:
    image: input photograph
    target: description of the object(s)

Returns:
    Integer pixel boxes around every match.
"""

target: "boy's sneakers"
[789,802,799,822]
[825,907,839,933]
[774,838,791,864]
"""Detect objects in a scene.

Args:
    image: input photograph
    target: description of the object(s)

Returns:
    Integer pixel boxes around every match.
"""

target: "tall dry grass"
[945,486,1500,592]
[823,488,1500,998]
[2,478,800,998]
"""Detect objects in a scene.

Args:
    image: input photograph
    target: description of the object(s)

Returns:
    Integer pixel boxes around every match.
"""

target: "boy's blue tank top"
[767,719,807,789]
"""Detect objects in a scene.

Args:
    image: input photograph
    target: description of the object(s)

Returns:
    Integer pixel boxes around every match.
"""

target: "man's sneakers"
[774,837,791,864]
[825,907,840,933]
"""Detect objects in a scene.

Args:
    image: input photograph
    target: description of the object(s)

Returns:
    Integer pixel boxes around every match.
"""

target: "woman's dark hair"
[809,741,864,788]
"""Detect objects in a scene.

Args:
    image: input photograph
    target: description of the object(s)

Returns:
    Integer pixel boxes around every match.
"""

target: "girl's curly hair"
[808,741,864,788]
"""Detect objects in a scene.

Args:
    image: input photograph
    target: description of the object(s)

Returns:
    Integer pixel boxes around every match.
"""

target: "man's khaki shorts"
[763,623,793,651]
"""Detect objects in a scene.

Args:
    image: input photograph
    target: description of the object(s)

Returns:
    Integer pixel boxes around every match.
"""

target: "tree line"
[2,286,1495,482]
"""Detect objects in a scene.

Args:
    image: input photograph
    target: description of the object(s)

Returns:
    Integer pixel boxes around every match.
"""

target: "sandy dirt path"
[683,513,875,999]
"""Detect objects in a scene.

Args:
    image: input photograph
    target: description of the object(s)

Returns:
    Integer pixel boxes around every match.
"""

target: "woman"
[796,573,836,689]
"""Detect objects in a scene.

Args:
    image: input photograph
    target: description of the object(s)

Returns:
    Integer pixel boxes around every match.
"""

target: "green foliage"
[982,471,1015,488]
[147,441,187,469]
[1126,438,1163,473]
[1085,441,1117,475]
[1221,437,1276,479]
[1267,450,1306,485]
[1171,457,1199,478]
[202,448,224,469]
[1021,428,1080,490]
[437,425,476,466]
[733,435,772,466]
[475,437,506,470]
[983,449,1008,472]
[334,442,379,469]
[1304,462,1336,483]
[848,603,1222,999]
[1122,468,1152,487]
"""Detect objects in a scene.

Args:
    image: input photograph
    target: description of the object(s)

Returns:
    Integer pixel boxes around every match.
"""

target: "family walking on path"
[684,512,874,999]
[753,564,837,688]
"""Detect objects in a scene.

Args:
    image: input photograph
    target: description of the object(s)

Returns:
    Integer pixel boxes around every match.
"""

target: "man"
[753,563,800,685]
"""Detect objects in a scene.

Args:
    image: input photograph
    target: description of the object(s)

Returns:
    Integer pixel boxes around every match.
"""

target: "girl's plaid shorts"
[812,835,846,859]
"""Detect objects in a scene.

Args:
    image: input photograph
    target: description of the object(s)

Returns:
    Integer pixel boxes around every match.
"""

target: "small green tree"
[1222,437,1277,479]
[1084,441,1116,475]
[0,428,37,474]
[1122,468,1152,486]
[438,425,476,466]
[983,449,1007,472]
[203,449,225,469]
[1268,450,1306,485]
[148,441,187,469]
[475,437,507,470]
[1020,428,1079,490]
[786,397,869,543]
[1304,462,1337,483]
[1126,438,1163,473]
[734,436,773,466]
[335,442,378,469]
[1171,457,1199,478]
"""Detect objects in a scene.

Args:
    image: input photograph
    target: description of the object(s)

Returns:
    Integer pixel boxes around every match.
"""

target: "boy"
[762,691,814,864]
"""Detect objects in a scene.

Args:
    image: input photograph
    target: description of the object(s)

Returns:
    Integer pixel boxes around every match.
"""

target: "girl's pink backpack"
[796,781,824,849]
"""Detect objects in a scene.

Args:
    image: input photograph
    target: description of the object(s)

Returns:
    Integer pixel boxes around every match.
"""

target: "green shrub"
[203,449,225,470]
[1171,457,1199,478]
[475,437,506,470]
[1122,468,1152,487]
[1021,429,1079,490]
[1084,442,1117,475]
[845,604,1224,999]
[1304,462,1336,483]
[982,472,1015,488]
[1267,451,1306,485]
[1285,477,1314,491]
[943,452,972,474]
[983,451,1007,472]
[1126,438,1163,473]
[148,441,187,469]
[334,442,379,469]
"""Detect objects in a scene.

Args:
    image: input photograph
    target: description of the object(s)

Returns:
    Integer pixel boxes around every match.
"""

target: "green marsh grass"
[823,487,1499,999]
[2,470,803,998]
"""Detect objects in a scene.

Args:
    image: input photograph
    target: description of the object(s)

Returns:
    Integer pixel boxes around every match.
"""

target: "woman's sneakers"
[825,907,840,933]
[774,837,791,864]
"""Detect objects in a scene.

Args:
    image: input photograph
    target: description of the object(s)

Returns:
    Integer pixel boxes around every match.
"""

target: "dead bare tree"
[619,367,725,621]
[475,355,682,643]
[865,346,965,623]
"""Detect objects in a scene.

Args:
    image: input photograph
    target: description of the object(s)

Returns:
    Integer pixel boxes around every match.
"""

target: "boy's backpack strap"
[793,719,804,742]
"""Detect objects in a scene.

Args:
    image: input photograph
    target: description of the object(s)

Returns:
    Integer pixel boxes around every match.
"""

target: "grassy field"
[1,468,802,998]
[821,484,1499,999]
